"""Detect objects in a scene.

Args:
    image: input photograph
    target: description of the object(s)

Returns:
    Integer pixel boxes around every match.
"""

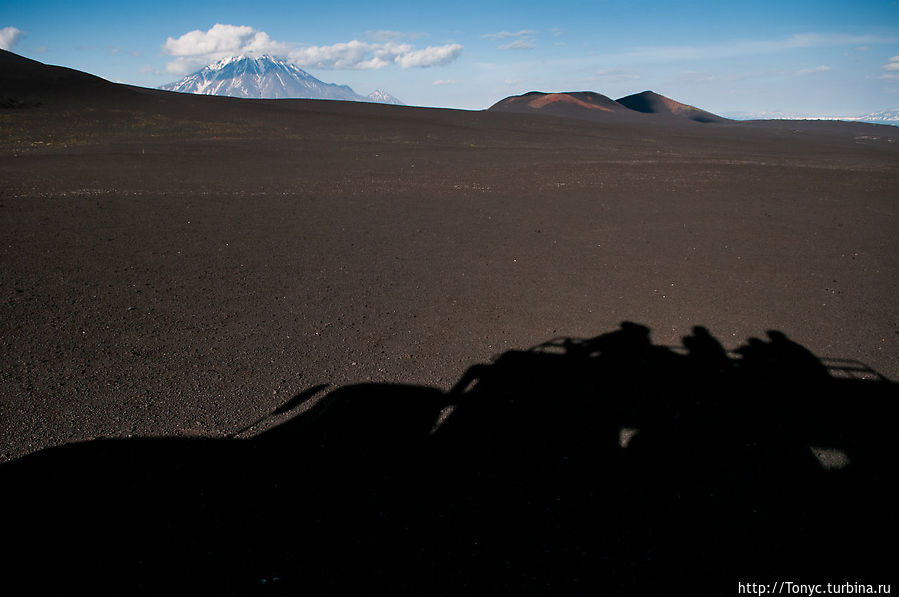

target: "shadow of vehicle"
[3,323,895,595]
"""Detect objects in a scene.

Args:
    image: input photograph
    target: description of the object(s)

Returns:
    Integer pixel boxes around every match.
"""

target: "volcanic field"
[1,49,897,595]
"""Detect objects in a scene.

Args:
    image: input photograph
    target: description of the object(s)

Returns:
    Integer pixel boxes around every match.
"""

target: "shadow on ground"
[3,323,896,595]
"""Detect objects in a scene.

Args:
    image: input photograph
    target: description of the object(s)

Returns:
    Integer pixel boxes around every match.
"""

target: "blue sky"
[2,1,898,115]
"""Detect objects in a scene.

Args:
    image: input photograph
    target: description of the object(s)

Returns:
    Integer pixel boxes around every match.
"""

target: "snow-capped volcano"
[160,55,402,104]
[367,89,404,105]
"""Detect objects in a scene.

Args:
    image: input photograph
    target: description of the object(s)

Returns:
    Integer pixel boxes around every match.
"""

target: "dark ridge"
[0,48,145,107]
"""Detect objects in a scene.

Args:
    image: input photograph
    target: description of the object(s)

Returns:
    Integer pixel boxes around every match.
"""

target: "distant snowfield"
[723,108,899,126]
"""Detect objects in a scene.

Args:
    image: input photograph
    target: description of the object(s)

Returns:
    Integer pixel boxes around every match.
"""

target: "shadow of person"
[736,330,829,384]
[683,324,730,373]
[765,329,830,379]
[1,323,896,596]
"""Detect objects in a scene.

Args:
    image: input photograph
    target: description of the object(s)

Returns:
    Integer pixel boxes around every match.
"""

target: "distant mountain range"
[159,55,403,105]
[488,90,727,123]
[3,49,896,127]
[723,108,899,126]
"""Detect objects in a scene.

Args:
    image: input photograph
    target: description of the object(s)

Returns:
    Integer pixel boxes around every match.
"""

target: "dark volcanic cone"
[487,90,638,121]
[616,90,727,123]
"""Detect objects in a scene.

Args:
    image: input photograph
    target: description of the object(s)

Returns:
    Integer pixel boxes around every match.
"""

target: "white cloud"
[289,40,462,70]
[482,29,537,50]
[164,23,284,57]
[164,59,200,75]
[432,79,458,86]
[796,65,831,74]
[163,24,287,74]
[481,30,536,41]
[394,43,463,68]
[0,26,23,50]
[882,56,899,79]
[163,24,462,74]
[289,40,386,70]
[500,38,536,51]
